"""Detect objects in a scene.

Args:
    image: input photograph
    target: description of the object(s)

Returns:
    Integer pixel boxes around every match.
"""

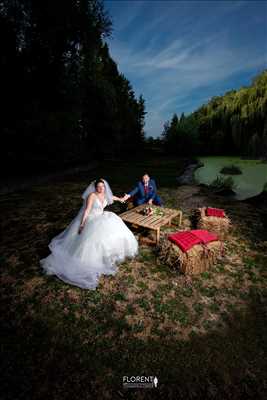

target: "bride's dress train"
[40,197,138,289]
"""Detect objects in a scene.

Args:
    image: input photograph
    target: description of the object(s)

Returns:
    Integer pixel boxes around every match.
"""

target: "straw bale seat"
[157,232,223,275]
[192,207,231,240]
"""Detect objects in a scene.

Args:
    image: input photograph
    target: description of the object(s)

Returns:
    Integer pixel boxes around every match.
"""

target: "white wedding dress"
[40,196,138,289]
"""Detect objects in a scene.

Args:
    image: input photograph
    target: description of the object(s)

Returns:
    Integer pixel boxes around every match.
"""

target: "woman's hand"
[122,194,130,203]
[78,225,84,234]
[113,195,125,203]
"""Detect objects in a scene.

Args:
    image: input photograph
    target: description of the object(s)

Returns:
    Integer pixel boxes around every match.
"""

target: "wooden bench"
[120,204,182,244]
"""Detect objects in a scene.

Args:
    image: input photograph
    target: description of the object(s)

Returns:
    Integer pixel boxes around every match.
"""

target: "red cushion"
[191,229,218,244]
[206,207,225,218]
[168,231,201,252]
[168,229,218,252]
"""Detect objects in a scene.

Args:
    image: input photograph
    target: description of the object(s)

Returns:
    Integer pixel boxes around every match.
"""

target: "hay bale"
[157,234,223,275]
[192,207,231,240]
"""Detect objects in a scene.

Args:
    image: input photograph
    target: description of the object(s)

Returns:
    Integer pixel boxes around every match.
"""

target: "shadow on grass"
[1,289,267,400]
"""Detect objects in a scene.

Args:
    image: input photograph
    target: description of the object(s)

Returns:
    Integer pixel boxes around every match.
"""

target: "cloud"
[105,0,267,137]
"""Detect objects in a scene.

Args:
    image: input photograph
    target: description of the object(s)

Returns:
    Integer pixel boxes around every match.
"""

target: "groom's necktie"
[144,184,148,195]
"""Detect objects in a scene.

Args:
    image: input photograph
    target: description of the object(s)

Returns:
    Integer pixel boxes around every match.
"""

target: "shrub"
[220,164,242,175]
[209,175,236,191]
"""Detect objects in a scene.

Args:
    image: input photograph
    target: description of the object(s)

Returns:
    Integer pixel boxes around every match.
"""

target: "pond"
[195,156,267,200]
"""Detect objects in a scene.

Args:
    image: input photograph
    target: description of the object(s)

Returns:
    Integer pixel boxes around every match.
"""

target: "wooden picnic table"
[119,204,182,244]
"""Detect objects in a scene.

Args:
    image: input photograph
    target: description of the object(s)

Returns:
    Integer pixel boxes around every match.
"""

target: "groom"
[122,173,162,206]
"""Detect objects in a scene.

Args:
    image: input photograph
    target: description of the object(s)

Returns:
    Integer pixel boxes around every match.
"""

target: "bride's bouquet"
[140,206,165,217]
[142,206,154,216]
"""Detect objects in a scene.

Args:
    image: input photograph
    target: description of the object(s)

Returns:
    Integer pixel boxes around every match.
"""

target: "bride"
[40,178,138,289]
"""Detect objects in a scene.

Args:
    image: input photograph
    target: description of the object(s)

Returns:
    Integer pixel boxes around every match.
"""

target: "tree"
[0,0,145,174]
[161,70,267,157]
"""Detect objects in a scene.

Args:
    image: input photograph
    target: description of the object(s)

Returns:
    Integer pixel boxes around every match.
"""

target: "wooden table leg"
[156,228,160,244]
[179,211,183,226]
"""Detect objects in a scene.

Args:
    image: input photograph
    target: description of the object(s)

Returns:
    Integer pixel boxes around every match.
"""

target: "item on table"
[140,206,165,216]
[141,206,154,216]
[153,207,165,216]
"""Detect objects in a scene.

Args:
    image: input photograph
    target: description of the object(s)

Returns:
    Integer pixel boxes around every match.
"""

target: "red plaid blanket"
[206,207,225,218]
[191,229,218,244]
[168,231,201,252]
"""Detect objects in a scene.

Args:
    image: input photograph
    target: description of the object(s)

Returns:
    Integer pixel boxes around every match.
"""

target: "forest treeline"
[161,70,267,158]
[0,0,146,175]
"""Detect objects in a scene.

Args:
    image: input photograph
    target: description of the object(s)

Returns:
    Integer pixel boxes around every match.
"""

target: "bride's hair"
[94,178,105,189]
[82,178,113,204]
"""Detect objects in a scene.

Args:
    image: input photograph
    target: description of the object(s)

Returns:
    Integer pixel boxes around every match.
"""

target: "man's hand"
[148,198,153,205]
[122,194,130,202]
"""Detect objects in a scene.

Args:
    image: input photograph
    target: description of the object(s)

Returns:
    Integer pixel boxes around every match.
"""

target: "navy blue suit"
[128,179,162,206]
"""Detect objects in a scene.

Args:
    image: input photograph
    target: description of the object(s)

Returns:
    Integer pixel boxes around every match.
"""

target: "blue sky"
[104,0,267,138]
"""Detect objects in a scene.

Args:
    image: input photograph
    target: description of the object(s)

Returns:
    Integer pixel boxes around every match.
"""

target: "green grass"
[199,286,218,297]
[201,271,211,279]
[113,292,127,302]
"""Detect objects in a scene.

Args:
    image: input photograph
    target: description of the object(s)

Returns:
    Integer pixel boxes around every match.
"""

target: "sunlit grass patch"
[113,292,127,302]
[156,282,173,295]
[85,289,102,304]
[136,298,151,311]
[136,281,148,290]
[199,286,218,298]
[138,248,156,263]
[150,262,176,279]
[175,306,191,326]
[130,320,145,334]
[243,256,256,270]
[124,275,135,285]
[125,303,135,315]
[208,302,221,313]
[181,287,193,297]
[193,302,204,315]
[200,271,211,280]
